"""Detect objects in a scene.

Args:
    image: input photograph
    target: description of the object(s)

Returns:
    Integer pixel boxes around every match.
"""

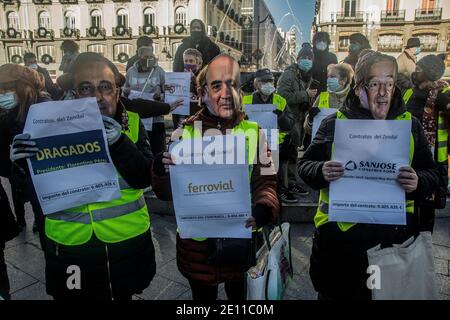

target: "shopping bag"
[367,232,438,300]
[246,222,293,300]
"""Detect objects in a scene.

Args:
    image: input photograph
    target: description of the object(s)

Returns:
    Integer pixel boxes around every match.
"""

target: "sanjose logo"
[359,161,397,170]
[345,160,357,171]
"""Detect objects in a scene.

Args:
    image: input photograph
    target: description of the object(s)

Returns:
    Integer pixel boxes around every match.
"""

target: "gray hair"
[183,48,203,66]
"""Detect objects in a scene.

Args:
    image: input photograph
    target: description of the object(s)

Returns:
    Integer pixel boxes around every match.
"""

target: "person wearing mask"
[242,68,296,203]
[172,19,220,72]
[277,43,317,197]
[124,46,167,156]
[24,52,62,100]
[0,64,51,240]
[172,48,204,129]
[311,32,338,95]
[304,63,354,148]
[343,33,371,70]
[299,51,439,300]
[403,55,450,232]
[152,54,280,301]
[9,52,157,300]
[126,36,154,72]
[396,38,422,93]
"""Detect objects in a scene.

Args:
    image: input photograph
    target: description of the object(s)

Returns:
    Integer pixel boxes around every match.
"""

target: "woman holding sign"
[298,51,439,300]
[153,54,280,301]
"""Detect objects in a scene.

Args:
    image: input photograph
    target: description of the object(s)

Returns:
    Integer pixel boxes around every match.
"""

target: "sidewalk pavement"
[2,178,450,300]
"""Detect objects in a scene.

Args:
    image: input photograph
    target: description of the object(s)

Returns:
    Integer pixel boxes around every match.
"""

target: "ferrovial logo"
[345,160,357,171]
[66,265,81,290]
[366,265,381,290]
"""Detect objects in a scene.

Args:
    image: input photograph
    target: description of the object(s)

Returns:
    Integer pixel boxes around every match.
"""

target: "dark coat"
[37,66,63,100]
[298,89,440,299]
[172,20,221,72]
[152,107,280,285]
[311,48,338,94]
[277,63,312,113]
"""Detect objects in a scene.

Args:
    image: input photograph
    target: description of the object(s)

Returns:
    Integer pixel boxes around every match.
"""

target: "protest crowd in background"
[1,18,450,301]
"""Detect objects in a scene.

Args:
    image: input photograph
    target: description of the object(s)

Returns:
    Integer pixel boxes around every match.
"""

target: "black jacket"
[405,87,450,208]
[311,48,338,94]
[172,21,220,72]
[37,66,63,100]
[298,88,440,299]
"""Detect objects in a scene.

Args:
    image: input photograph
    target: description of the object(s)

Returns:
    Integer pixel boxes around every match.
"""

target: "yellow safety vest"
[242,93,287,144]
[314,110,415,232]
[45,111,151,246]
[403,87,449,164]
[318,92,330,109]
[181,120,260,241]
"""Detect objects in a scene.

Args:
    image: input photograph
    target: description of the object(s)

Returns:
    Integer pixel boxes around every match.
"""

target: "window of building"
[87,44,106,56]
[416,33,439,51]
[343,0,358,17]
[117,9,128,28]
[143,7,155,26]
[38,11,51,29]
[37,45,55,58]
[386,0,400,11]
[7,11,20,29]
[421,0,437,11]
[91,10,102,28]
[113,43,132,61]
[64,10,76,29]
[175,6,187,25]
[8,46,23,62]
[338,35,350,51]
[378,34,403,51]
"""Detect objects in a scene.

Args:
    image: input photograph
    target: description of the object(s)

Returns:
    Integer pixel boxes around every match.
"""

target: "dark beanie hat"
[417,55,446,81]
[297,43,314,60]
[349,33,371,49]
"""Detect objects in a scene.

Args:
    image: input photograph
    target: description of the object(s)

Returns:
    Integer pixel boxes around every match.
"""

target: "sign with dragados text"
[329,119,411,225]
[24,98,120,215]
[169,134,252,239]
[164,72,191,116]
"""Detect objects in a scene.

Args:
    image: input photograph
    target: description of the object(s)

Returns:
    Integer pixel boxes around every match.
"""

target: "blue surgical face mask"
[415,47,422,55]
[0,92,18,110]
[298,59,313,72]
[327,77,342,92]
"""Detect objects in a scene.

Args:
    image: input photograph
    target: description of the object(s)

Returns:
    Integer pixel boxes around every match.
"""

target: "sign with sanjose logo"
[329,119,411,225]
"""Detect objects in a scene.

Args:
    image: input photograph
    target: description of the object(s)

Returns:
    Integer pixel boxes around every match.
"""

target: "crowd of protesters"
[1,19,449,301]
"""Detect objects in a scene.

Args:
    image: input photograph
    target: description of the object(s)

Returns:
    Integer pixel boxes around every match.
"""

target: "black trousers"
[8,178,26,225]
[147,122,166,156]
[0,241,9,300]
[188,278,246,301]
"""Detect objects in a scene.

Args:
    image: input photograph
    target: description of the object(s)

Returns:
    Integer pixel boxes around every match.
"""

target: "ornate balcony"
[33,0,52,4]
[34,27,55,40]
[381,10,405,22]
[139,25,159,36]
[334,11,364,23]
[85,27,106,39]
[59,0,78,4]
[112,26,132,38]
[60,28,80,39]
[415,8,442,21]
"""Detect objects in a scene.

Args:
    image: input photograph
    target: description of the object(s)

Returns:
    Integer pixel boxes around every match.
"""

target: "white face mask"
[28,64,38,70]
[260,82,275,96]
[316,41,327,51]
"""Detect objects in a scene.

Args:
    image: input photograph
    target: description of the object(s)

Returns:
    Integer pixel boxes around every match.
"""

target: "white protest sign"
[165,72,190,116]
[329,119,411,225]
[245,104,278,149]
[312,108,337,138]
[128,90,153,131]
[169,134,252,239]
[24,98,120,215]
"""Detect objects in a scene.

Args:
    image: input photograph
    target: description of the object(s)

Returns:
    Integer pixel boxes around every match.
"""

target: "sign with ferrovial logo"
[169,134,252,239]
[24,98,120,215]
[329,119,411,225]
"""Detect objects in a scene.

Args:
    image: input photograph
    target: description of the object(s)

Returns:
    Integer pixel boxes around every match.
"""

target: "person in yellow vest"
[152,54,280,301]
[403,54,450,232]
[299,51,439,300]
[242,68,299,203]
[9,53,157,300]
[303,63,354,148]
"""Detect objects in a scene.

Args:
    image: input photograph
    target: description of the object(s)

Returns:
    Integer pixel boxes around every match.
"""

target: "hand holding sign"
[396,166,418,193]
[10,133,38,162]
[322,161,344,182]
[102,116,122,146]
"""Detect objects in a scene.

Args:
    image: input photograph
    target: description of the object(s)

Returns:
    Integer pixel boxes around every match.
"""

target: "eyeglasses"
[76,81,115,97]
[365,80,395,93]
